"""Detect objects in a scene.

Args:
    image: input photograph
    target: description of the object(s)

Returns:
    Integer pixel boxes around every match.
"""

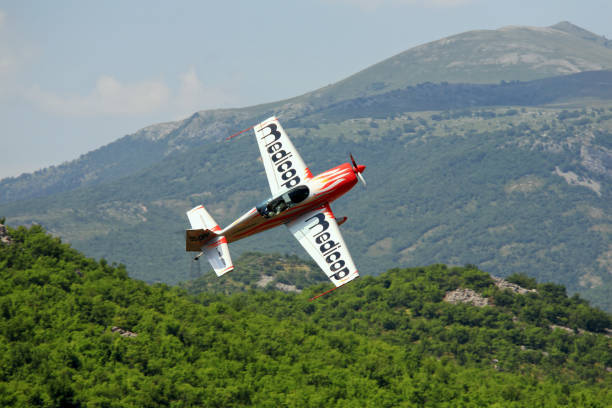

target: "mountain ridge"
[551,21,612,49]
[304,21,612,103]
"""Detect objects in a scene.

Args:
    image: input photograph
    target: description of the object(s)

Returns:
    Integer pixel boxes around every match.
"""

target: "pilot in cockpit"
[257,185,310,218]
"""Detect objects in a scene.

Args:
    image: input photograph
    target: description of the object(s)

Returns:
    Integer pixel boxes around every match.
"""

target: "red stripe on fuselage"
[226,191,346,242]
[207,236,228,248]
[223,163,357,243]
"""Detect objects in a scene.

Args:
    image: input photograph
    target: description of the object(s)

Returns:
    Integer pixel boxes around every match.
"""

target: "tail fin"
[186,205,234,276]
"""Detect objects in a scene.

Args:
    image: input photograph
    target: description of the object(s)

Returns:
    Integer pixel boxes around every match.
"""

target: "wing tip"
[308,274,359,301]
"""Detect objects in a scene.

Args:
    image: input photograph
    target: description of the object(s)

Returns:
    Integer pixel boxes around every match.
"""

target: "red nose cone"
[356,164,366,174]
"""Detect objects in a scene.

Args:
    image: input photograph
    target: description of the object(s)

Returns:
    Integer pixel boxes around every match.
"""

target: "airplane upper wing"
[286,203,359,287]
[254,117,312,195]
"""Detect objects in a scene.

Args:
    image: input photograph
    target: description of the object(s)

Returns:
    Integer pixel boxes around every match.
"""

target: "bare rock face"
[492,276,537,294]
[0,224,12,245]
[256,275,274,288]
[256,275,303,293]
[274,282,302,293]
[111,326,137,338]
[443,288,490,307]
[443,276,538,308]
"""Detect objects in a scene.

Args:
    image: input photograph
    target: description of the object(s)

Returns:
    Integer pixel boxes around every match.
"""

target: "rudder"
[203,236,233,276]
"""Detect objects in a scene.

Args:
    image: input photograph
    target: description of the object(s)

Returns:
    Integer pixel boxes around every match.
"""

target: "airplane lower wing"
[286,203,359,287]
[254,117,313,196]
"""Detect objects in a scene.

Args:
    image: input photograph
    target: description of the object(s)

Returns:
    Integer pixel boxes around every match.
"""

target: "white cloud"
[0,10,10,75]
[0,9,19,93]
[176,66,209,115]
[25,68,238,118]
[0,54,15,76]
[173,66,236,118]
[26,76,170,116]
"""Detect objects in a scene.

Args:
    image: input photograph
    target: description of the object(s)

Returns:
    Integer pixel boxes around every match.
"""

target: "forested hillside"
[306,70,612,121]
[1,224,610,406]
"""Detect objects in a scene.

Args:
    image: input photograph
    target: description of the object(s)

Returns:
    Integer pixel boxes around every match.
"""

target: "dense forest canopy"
[1,224,610,406]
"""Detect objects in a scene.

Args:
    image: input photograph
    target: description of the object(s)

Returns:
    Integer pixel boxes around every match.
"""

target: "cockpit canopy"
[256,185,310,218]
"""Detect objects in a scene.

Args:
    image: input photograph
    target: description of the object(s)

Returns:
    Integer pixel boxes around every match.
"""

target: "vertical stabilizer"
[186,205,233,276]
[187,205,221,232]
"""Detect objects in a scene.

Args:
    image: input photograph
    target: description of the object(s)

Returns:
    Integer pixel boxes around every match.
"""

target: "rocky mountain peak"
[550,21,611,48]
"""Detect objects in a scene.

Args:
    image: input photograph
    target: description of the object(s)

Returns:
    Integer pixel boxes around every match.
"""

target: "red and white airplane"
[185,117,366,298]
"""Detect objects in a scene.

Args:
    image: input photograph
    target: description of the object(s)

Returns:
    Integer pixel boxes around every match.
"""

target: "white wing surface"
[286,204,359,287]
[254,117,312,195]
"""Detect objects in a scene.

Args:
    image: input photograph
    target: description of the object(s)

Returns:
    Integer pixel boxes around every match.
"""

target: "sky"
[1,0,611,179]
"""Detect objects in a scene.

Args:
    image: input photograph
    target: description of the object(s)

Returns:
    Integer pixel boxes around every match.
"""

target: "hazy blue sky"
[1,0,610,178]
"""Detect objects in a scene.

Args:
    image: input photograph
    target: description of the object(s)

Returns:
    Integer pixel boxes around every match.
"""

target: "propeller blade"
[350,153,366,187]
[350,153,358,169]
[357,172,367,187]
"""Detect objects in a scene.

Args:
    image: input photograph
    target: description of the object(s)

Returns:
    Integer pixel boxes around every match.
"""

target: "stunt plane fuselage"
[222,162,358,243]
[185,116,366,293]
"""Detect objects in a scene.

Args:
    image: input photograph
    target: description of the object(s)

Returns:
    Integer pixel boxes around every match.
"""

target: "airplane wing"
[254,117,313,195]
[286,204,359,287]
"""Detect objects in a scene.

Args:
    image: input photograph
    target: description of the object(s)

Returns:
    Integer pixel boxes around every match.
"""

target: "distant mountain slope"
[2,22,612,204]
[309,70,612,121]
[2,102,610,310]
[0,111,256,204]
[2,69,612,205]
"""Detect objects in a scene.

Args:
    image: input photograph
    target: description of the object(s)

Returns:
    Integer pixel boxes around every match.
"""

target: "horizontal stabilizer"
[187,205,221,232]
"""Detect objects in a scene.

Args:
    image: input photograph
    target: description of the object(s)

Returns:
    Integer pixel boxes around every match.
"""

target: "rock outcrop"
[111,326,137,338]
[492,276,537,294]
[0,223,12,245]
[444,276,537,307]
[443,288,490,307]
